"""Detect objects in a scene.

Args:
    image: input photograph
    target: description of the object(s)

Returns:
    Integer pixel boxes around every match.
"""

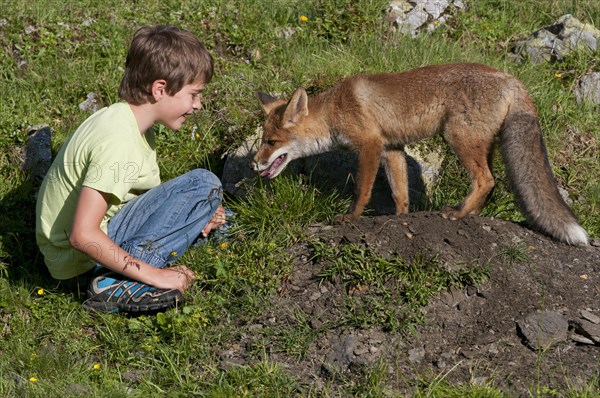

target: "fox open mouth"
[260,154,287,179]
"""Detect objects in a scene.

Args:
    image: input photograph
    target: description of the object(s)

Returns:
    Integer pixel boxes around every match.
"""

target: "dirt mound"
[226,212,600,396]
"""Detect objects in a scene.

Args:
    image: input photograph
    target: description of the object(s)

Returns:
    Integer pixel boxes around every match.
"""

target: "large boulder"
[385,0,465,37]
[511,14,600,63]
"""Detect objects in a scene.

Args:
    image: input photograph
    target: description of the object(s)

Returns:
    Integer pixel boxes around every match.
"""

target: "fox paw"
[440,206,460,221]
[334,213,357,224]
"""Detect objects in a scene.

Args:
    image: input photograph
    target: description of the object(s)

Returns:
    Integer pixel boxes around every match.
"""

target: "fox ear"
[257,92,285,115]
[283,88,308,127]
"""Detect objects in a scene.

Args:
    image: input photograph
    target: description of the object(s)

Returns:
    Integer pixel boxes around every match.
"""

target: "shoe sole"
[82,295,182,314]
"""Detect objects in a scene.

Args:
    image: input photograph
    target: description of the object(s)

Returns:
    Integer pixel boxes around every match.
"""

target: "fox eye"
[267,140,277,146]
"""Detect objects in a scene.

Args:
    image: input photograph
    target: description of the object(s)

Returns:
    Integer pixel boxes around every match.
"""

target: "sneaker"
[83,271,183,314]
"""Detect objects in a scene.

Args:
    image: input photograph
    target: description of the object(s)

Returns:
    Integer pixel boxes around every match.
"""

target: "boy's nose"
[193,96,202,110]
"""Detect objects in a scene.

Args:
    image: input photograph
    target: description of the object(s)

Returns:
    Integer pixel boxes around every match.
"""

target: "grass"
[1,0,599,396]
[313,243,490,332]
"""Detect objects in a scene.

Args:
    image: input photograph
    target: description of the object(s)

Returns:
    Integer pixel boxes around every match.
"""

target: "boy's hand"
[201,206,226,237]
[154,265,195,292]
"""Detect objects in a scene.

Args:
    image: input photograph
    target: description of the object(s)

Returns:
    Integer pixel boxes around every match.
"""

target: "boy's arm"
[69,186,195,291]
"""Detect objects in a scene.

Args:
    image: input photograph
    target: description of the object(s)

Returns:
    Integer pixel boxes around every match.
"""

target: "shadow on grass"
[0,177,52,290]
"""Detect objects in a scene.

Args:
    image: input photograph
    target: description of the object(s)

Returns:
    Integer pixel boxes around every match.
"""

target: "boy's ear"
[257,91,286,115]
[151,79,168,101]
[282,88,308,127]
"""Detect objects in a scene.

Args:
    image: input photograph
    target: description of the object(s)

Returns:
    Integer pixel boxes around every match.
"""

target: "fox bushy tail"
[500,111,588,246]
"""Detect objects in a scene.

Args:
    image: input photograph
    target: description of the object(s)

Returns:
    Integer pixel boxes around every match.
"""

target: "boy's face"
[156,80,204,131]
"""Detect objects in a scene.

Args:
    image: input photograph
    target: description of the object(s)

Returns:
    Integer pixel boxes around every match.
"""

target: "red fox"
[252,63,588,246]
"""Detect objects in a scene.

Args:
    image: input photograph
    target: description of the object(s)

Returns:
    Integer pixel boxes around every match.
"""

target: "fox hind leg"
[442,134,496,220]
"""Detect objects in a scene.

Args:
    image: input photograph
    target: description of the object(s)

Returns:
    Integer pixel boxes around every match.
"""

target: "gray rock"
[328,333,358,369]
[512,14,600,63]
[570,333,595,345]
[386,0,464,37]
[580,309,600,325]
[408,347,425,363]
[571,318,600,344]
[68,384,92,395]
[21,125,52,183]
[424,0,449,20]
[78,92,101,113]
[441,286,465,308]
[517,311,569,350]
[435,351,453,368]
[574,72,600,105]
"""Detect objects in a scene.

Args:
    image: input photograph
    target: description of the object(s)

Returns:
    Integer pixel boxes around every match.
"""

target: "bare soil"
[225,212,600,396]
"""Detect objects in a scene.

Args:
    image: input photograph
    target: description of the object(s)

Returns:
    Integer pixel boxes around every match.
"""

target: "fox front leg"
[382,148,409,214]
[334,140,383,223]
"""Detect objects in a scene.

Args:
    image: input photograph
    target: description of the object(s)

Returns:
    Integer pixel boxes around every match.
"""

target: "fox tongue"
[260,154,285,178]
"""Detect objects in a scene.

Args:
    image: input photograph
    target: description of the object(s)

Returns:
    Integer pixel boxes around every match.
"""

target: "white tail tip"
[565,224,589,246]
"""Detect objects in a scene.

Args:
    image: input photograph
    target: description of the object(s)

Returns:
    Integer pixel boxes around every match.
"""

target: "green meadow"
[1,1,598,396]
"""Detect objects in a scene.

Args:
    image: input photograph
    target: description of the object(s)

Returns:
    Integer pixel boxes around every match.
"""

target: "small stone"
[79,92,101,113]
[466,285,478,296]
[471,376,488,386]
[517,311,569,350]
[435,352,452,369]
[247,323,263,331]
[310,319,323,330]
[354,346,370,356]
[408,347,425,363]
[121,370,143,383]
[571,333,595,345]
[309,291,321,301]
[441,287,465,308]
[575,72,600,105]
[571,319,600,343]
[581,309,600,325]
[68,384,91,395]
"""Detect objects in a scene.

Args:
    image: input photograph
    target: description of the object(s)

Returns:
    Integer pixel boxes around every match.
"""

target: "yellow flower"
[31,353,38,358]
[299,15,308,23]
[195,133,200,139]
[554,73,563,78]
[433,20,439,26]
[29,377,38,382]
[37,288,44,296]
[93,363,101,370]
[170,251,177,257]
[220,242,229,249]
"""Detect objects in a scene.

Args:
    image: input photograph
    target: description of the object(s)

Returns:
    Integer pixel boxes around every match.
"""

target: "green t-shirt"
[36,102,161,279]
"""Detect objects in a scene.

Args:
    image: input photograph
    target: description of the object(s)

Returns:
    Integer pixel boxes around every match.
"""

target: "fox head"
[252,88,311,179]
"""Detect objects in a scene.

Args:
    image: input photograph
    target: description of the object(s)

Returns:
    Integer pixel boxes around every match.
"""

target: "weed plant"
[1,0,599,396]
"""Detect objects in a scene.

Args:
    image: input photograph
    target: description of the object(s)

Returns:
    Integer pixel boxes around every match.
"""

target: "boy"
[36,25,227,313]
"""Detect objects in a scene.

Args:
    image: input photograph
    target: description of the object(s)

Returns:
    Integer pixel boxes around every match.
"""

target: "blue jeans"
[106,168,223,270]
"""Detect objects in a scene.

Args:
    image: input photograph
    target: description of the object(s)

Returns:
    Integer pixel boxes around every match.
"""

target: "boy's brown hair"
[119,25,213,105]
